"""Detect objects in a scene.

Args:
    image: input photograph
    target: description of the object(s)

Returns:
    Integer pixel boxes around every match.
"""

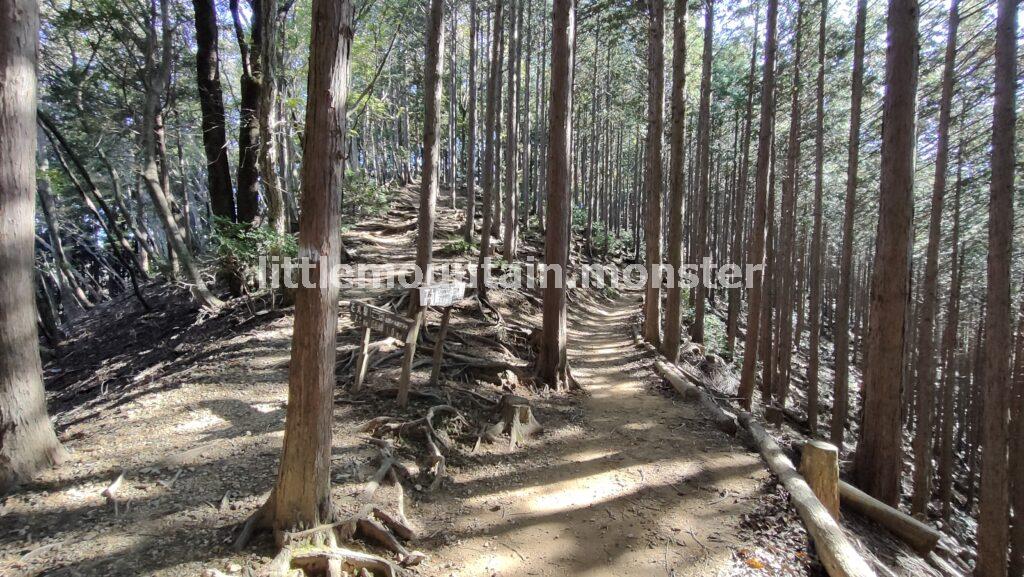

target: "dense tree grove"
[1,0,1021,573]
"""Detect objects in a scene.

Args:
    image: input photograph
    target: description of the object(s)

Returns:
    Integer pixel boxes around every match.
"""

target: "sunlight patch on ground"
[174,409,228,433]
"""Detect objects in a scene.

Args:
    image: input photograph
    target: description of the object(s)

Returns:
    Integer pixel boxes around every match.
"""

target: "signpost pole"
[429,307,453,385]
[397,310,425,407]
[353,325,373,391]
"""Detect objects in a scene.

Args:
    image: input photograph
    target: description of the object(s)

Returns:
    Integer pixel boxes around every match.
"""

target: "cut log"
[839,480,942,555]
[800,441,840,520]
[655,360,738,435]
[739,412,877,577]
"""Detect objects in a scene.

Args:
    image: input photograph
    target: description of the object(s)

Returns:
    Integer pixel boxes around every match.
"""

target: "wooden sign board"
[349,300,414,341]
[418,282,466,308]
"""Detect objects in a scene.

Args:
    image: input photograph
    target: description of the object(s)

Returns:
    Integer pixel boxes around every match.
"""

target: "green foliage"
[345,171,391,222]
[211,217,298,288]
[438,239,476,257]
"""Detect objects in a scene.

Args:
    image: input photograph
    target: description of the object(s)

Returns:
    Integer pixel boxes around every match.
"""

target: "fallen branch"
[654,360,738,435]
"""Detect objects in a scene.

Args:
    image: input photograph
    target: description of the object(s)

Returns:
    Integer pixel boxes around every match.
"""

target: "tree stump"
[800,440,840,520]
[485,395,543,450]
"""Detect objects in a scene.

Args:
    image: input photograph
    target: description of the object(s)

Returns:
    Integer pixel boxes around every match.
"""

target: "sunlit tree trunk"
[662,0,688,361]
[691,0,713,345]
[0,0,65,492]
[502,0,520,261]
[538,0,574,390]
[416,0,446,286]
[831,0,867,451]
[142,0,222,309]
[737,0,779,410]
[911,0,959,517]
[264,0,353,535]
[853,0,919,507]
[476,0,504,296]
[642,0,665,347]
[807,0,827,436]
[465,0,478,243]
[726,13,758,356]
[771,0,802,426]
[976,0,1016,573]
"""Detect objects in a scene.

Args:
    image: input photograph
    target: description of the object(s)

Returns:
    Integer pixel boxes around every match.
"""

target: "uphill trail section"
[424,291,771,577]
[0,186,792,577]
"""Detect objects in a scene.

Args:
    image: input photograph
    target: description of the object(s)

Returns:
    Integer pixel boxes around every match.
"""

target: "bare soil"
[1,187,815,577]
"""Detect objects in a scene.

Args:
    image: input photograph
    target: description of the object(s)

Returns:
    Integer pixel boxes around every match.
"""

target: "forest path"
[431,293,769,577]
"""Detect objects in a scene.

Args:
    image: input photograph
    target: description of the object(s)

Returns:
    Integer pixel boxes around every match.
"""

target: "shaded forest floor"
[5,184,826,577]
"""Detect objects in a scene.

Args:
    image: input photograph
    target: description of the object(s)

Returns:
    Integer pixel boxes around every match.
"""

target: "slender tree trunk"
[771,0,802,426]
[259,0,286,234]
[976,0,1016,573]
[465,0,478,243]
[192,0,236,222]
[831,0,866,451]
[477,0,504,296]
[727,13,759,356]
[502,0,520,261]
[37,139,90,316]
[911,0,959,517]
[521,0,532,227]
[0,0,65,492]
[662,0,688,361]
[939,150,962,521]
[690,0,713,345]
[807,0,827,436]
[852,0,919,506]
[231,0,262,224]
[737,0,779,410]
[539,0,575,390]
[262,0,352,535]
[642,0,665,347]
[416,0,446,288]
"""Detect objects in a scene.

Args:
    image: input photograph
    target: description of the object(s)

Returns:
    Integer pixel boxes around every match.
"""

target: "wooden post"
[800,440,841,520]
[353,325,373,391]
[739,412,877,577]
[397,310,425,408]
[429,307,452,386]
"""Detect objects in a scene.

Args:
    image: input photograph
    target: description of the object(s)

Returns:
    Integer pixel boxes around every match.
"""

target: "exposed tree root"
[235,496,424,576]
[475,291,504,325]
[359,405,467,493]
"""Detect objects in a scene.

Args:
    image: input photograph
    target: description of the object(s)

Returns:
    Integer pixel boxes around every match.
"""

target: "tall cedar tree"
[832,0,867,451]
[230,0,261,223]
[416,0,445,287]
[464,0,478,243]
[853,0,919,506]
[663,0,689,361]
[0,0,66,492]
[807,0,827,436]
[244,0,353,536]
[642,0,665,347]
[477,1,504,296]
[737,0,779,410]
[911,0,958,517]
[539,0,575,390]
[192,0,236,221]
[691,0,713,345]
[976,0,1016,573]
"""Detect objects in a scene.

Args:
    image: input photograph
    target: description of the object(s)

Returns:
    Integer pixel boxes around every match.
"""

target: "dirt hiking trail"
[424,293,769,577]
[0,187,793,577]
